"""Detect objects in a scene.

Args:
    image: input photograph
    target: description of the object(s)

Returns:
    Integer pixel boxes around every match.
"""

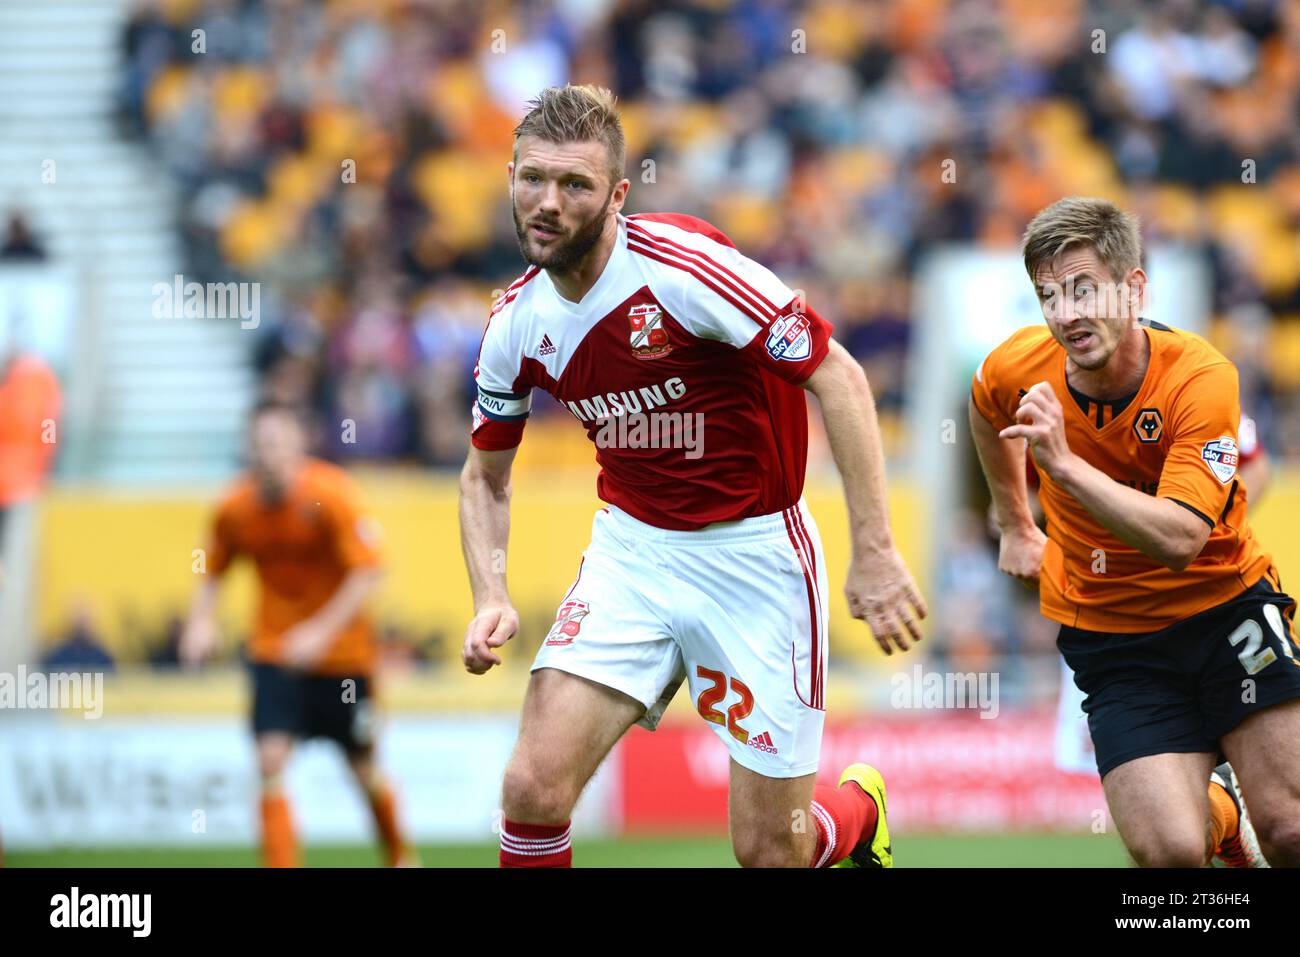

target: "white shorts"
[532,501,829,778]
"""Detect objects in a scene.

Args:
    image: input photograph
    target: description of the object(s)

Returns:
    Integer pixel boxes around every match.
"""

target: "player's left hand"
[1000,381,1073,477]
[281,620,335,670]
[845,547,928,656]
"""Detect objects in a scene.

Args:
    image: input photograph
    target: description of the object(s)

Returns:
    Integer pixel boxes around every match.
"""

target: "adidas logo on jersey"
[538,334,557,356]
[747,731,778,754]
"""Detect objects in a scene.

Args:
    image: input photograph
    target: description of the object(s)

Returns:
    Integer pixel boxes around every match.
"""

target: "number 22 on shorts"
[695,666,754,744]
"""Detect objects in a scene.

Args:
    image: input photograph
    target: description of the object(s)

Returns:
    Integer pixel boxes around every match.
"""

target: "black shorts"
[249,662,376,754]
[1058,577,1300,778]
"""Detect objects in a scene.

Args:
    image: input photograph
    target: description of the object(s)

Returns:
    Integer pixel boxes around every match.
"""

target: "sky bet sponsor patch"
[1201,436,1239,483]
[765,312,812,362]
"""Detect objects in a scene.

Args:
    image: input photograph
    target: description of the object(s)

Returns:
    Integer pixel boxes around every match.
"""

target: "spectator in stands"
[0,212,46,260]
[42,604,116,673]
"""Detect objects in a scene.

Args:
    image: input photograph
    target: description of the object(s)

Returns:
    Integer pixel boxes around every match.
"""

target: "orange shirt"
[0,356,61,506]
[972,322,1274,633]
[207,459,383,674]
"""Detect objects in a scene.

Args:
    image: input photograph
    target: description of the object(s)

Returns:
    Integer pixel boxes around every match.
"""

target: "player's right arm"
[459,444,520,674]
[461,294,532,675]
[969,338,1048,587]
[180,579,221,668]
[180,503,236,667]
[969,395,1047,586]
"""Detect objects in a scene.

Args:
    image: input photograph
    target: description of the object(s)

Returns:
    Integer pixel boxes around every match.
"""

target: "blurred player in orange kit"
[0,335,61,871]
[181,400,415,867]
[0,344,61,584]
[971,197,1300,867]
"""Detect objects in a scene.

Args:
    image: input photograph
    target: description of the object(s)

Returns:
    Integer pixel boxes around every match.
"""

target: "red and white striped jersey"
[471,212,833,530]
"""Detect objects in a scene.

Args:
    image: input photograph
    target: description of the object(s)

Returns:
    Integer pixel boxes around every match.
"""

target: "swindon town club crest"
[628,303,672,359]
[545,599,590,646]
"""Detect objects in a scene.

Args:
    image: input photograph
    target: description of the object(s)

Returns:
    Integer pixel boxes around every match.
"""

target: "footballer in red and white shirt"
[458,85,925,869]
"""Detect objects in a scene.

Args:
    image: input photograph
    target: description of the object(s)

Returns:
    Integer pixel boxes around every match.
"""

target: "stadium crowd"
[111,0,1300,685]
[121,0,1300,463]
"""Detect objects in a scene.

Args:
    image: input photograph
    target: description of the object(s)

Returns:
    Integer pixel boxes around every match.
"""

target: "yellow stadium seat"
[1151,185,1202,240]
[804,0,869,60]
[1030,100,1089,144]
[1269,165,1300,220]
[267,153,330,208]
[306,104,366,161]
[1268,319,1300,389]
[220,199,287,269]
[212,66,268,120]
[1207,185,1282,235]
[1207,315,1234,355]
[711,194,779,250]
[412,149,499,251]
[427,60,485,139]
[159,0,201,23]
[829,147,894,195]
[1207,186,1298,296]
[145,64,192,125]
[619,101,649,158]
[664,103,725,150]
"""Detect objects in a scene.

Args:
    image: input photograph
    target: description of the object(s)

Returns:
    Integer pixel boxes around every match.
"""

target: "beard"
[513,187,613,272]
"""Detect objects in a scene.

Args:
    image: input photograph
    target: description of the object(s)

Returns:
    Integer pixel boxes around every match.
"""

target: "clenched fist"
[463,601,520,675]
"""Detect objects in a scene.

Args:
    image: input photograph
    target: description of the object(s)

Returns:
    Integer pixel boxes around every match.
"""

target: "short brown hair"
[513,84,626,186]
[1022,197,1143,284]
[250,397,308,430]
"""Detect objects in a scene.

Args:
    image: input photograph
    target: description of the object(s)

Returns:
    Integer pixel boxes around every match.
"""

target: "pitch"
[9,832,1130,868]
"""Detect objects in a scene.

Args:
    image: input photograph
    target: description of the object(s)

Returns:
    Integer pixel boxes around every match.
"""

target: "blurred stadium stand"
[111,0,1300,466]
[0,0,252,484]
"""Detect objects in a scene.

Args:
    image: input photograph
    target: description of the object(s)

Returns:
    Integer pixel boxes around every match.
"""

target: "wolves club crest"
[546,600,590,646]
[1134,407,1163,443]
[628,304,672,359]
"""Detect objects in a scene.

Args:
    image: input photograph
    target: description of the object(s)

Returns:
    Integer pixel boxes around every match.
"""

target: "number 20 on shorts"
[1229,604,1298,675]
[695,666,754,744]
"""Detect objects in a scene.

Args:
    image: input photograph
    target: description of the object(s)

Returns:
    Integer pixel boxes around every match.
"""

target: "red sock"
[810,781,877,868]
[499,819,572,868]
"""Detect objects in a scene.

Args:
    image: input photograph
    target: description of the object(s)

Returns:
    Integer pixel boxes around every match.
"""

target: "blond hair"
[513,84,626,186]
[1022,197,1143,283]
